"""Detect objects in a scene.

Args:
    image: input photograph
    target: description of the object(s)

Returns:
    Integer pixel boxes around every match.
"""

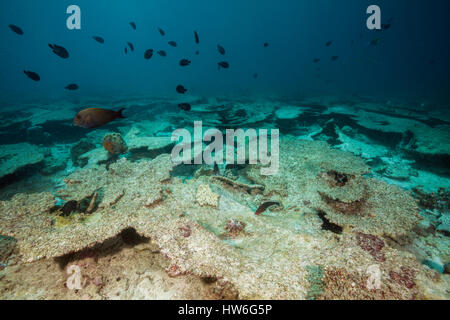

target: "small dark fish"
[194,31,199,44]
[326,41,333,47]
[369,38,381,46]
[217,44,225,55]
[74,108,125,129]
[313,58,320,63]
[65,84,79,90]
[130,22,136,30]
[195,50,199,55]
[263,42,269,48]
[157,50,167,57]
[213,162,219,175]
[179,59,191,66]
[49,44,69,59]
[24,70,40,81]
[144,49,154,60]
[125,47,128,54]
[253,73,258,79]
[168,41,177,47]
[381,23,391,30]
[218,61,229,70]
[9,24,23,35]
[255,201,281,215]
[158,27,165,36]
[428,59,437,65]
[176,85,187,94]
[331,56,339,61]
[127,42,134,52]
[93,36,104,44]
[178,103,191,111]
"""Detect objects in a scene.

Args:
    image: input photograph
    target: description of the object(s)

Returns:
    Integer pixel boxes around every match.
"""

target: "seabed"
[0,95,448,299]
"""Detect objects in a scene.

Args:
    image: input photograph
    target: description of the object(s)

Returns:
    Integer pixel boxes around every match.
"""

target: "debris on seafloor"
[224,219,246,238]
[195,184,220,208]
[213,176,264,195]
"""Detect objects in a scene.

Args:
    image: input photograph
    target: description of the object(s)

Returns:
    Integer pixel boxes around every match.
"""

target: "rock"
[437,213,450,235]
[103,133,128,155]
[0,143,44,179]
[275,106,303,119]
[78,147,110,167]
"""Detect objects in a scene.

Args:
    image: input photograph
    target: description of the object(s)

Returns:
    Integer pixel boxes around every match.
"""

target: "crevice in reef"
[0,162,45,190]
[318,192,366,215]
[317,210,343,234]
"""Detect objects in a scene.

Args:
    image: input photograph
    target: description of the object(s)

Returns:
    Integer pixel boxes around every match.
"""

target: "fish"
[195,50,199,55]
[49,44,69,59]
[217,44,225,55]
[263,42,269,48]
[179,59,191,66]
[127,42,134,51]
[93,36,104,44]
[144,49,154,59]
[178,103,191,111]
[176,85,187,94]
[158,27,165,36]
[9,24,23,35]
[157,50,167,57]
[194,31,199,44]
[369,38,381,46]
[213,162,219,175]
[24,70,40,81]
[326,40,333,47]
[381,23,391,30]
[255,201,281,215]
[65,84,79,90]
[331,56,339,61]
[218,61,229,70]
[253,73,258,79]
[74,108,125,129]
[125,47,128,54]
[168,41,177,47]
[313,58,320,63]
[130,22,136,30]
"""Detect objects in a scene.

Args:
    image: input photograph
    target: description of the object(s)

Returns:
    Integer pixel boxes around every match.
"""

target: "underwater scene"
[0,0,449,300]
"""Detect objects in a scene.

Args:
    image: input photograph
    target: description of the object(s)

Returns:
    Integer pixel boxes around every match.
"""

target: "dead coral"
[195,184,220,207]
[412,187,449,212]
[319,191,366,215]
[389,267,416,289]
[321,170,355,187]
[356,232,386,262]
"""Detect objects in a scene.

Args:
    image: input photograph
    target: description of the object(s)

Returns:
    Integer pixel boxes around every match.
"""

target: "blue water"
[0,0,449,102]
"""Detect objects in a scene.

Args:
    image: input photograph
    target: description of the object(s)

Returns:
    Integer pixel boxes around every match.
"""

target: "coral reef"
[0,137,443,300]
